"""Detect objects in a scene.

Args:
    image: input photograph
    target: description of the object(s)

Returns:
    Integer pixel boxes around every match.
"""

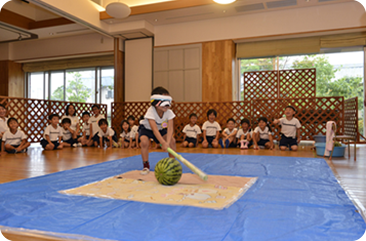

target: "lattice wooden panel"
[0,96,107,143]
[279,69,316,99]
[344,97,359,141]
[243,71,279,100]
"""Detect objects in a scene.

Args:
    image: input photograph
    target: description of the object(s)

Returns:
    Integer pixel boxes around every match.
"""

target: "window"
[26,67,114,123]
[239,49,365,135]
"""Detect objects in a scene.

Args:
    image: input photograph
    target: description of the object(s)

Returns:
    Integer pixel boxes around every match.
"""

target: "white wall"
[154,1,366,46]
[7,33,115,62]
[125,38,153,101]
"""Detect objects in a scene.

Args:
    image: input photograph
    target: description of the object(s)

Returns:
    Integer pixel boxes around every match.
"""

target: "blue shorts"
[206,136,215,145]
[257,139,269,146]
[138,125,167,144]
[184,137,197,146]
[40,139,60,150]
[280,134,298,147]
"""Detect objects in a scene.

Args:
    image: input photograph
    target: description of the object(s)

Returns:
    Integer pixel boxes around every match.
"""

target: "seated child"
[119,120,131,148]
[79,111,93,146]
[253,117,274,150]
[273,105,301,151]
[138,86,176,173]
[128,115,139,149]
[40,114,63,150]
[61,118,80,147]
[0,104,9,155]
[202,109,221,148]
[181,113,201,148]
[95,119,118,149]
[236,118,252,149]
[89,104,105,141]
[219,118,238,148]
[1,117,30,154]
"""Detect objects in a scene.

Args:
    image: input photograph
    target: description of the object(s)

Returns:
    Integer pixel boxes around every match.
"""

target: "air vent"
[266,0,297,8]
[165,12,214,21]
[235,3,265,12]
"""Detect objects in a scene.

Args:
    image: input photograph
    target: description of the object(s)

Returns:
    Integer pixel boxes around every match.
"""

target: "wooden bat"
[166,147,208,181]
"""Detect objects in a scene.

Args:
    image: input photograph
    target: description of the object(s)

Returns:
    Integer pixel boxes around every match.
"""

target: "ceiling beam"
[29,18,73,29]
[100,0,214,20]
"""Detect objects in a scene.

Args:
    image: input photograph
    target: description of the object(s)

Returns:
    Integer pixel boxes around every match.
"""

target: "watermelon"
[155,157,182,185]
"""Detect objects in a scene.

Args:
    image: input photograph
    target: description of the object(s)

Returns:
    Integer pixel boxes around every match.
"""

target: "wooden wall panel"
[114,38,124,102]
[202,40,235,102]
[0,60,24,97]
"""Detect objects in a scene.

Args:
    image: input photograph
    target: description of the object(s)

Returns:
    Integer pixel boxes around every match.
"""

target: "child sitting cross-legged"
[127,115,139,149]
[219,118,238,148]
[202,109,221,148]
[273,105,301,151]
[236,118,252,149]
[79,111,93,147]
[1,117,30,154]
[95,119,118,149]
[253,117,274,150]
[40,114,63,150]
[181,113,201,148]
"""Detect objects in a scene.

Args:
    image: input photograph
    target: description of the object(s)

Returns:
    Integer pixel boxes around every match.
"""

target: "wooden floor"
[0,143,365,241]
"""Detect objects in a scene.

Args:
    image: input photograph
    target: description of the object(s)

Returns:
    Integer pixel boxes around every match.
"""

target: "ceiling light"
[105,1,131,19]
[213,0,236,4]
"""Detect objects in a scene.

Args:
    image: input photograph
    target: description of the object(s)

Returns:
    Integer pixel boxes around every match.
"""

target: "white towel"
[324,121,336,156]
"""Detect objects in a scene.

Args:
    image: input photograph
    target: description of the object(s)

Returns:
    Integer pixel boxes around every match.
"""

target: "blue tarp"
[0,153,365,241]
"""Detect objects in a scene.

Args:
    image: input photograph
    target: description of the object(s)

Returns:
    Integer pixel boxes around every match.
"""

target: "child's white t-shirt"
[82,123,91,136]
[89,114,105,136]
[279,117,301,138]
[62,128,72,141]
[202,121,221,137]
[98,127,115,138]
[129,125,139,140]
[183,124,202,139]
[140,106,175,131]
[43,125,63,141]
[253,126,272,140]
[2,130,27,146]
[120,131,130,141]
[223,128,237,136]
[61,115,79,131]
[236,129,252,139]
[0,117,9,134]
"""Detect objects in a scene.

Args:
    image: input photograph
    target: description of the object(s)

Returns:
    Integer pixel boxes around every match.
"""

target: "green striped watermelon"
[155,158,182,185]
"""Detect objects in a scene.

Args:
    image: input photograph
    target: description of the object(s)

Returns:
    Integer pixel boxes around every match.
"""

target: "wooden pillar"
[114,38,124,102]
[202,40,236,102]
[0,60,24,97]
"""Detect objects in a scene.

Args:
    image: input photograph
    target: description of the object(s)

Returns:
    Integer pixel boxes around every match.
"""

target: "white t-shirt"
[89,114,105,136]
[279,117,301,138]
[62,128,72,141]
[43,125,63,141]
[140,106,175,130]
[129,125,139,140]
[223,128,237,135]
[61,115,79,131]
[0,117,9,134]
[202,121,221,137]
[2,130,27,146]
[236,129,252,139]
[98,127,115,138]
[254,126,272,140]
[120,131,130,141]
[183,124,202,139]
[82,123,91,136]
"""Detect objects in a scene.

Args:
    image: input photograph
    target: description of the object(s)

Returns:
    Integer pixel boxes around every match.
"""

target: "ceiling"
[0,0,352,43]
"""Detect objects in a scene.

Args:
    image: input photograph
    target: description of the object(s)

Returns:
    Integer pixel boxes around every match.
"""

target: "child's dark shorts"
[280,134,298,147]
[40,139,60,149]
[184,137,197,146]
[63,138,76,145]
[205,136,215,145]
[257,138,270,146]
[138,125,167,144]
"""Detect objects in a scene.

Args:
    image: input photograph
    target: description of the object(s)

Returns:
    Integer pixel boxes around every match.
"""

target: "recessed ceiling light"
[213,0,236,4]
[155,19,158,22]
